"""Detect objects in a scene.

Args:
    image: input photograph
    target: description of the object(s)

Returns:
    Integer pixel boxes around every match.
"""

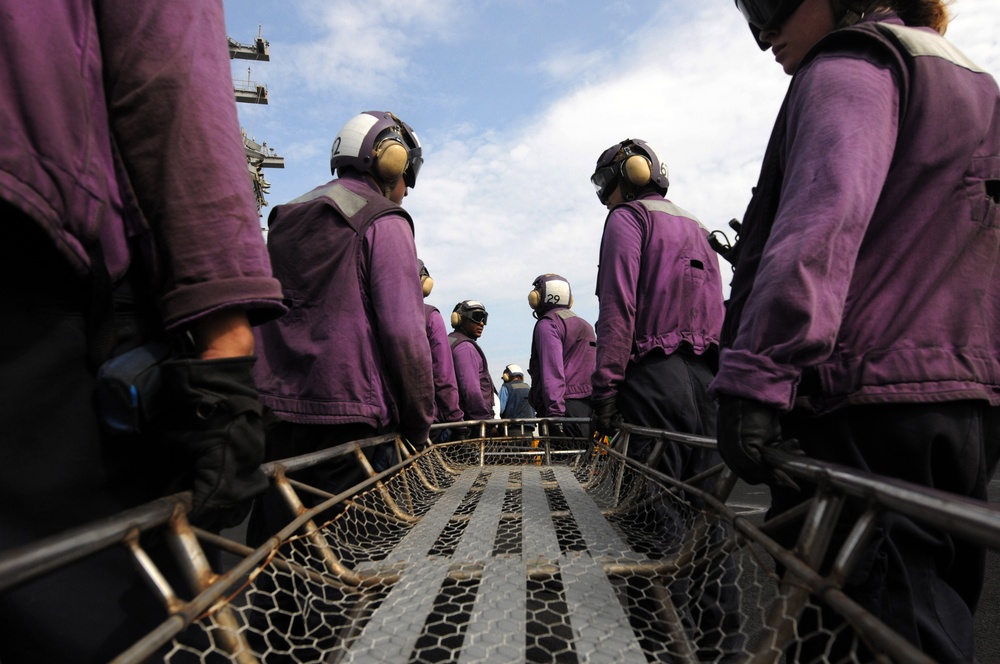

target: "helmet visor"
[404,145,423,188]
[591,165,619,203]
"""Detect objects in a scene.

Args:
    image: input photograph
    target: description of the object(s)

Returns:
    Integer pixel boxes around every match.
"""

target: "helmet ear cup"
[375,139,408,182]
[421,275,434,298]
[528,289,542,310]
[450,310,462,327]
[624,154,651,187]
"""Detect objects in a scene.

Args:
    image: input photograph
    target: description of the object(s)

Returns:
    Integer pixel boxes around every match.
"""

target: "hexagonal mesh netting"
[160,436,888,664]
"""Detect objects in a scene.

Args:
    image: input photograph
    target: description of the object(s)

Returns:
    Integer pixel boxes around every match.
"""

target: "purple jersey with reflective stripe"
[593,194,724,400]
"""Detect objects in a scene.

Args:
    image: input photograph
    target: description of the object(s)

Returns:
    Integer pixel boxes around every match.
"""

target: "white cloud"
[232,0,1000,382]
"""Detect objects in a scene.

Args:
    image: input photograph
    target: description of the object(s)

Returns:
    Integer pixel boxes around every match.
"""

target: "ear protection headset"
[592,138,669,203]
[621,145,652,187]
[528,274,573,313]
[373,131,410,184]
[418,260,434,297]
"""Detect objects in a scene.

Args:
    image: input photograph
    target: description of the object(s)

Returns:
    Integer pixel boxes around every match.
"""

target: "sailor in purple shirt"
[0,1,285,660]
[448,300,496,422]
[250,111,435,545]
[715,0,1000,660]
[419,260,465,435]
[589,141,740,660]
[527,274,596,439]
[590,139,726,482]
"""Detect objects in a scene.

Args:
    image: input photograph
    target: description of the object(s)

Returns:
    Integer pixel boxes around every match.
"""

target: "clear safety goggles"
[591,165,620,204]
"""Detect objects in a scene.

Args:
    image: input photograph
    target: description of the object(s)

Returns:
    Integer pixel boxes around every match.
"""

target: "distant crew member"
[448,300,495,423]
[499,364,534,435]
[527,273,596,440]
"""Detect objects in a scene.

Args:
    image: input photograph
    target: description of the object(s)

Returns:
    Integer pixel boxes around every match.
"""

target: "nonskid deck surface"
[163,441,880,663]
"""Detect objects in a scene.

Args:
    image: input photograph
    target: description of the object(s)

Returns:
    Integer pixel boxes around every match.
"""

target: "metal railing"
[0,418,996,663]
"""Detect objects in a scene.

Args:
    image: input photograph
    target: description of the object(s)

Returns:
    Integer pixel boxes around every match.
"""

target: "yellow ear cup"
[528,289,541,309]
[421,275,434,298]
[451,311,462,327]
[375,140,408,181]
[624,154,651,186]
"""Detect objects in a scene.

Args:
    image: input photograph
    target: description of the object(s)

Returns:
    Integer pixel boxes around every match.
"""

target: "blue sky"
[223,0,999,408]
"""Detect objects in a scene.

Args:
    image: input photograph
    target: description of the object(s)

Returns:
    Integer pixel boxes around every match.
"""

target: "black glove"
[716,395,802,488]
[157,356,268,531]
[590,396,622,439]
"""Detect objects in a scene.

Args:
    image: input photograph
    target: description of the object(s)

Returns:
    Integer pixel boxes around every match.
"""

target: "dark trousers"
[245,420,380,547]
[617,348,742,660]
[617,347,722,485]
[0,217,178,663]
[562,397,592,441]
[773,401,999,663]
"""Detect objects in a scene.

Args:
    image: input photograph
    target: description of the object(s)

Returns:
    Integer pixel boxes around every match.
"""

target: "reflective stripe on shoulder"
[637,199,707,231]
[878,23,985,73]
[287,182,369,218]
[555,309,577,320]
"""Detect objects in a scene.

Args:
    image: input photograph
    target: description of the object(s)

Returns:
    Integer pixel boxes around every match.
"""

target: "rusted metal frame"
[723,515,934,664]
[403,445,446,494]
[612,429,631,507]
[605,446,934,662]
[770,450,1000,550]
[261,458,425,587]
[0,494,187,594]
[352,442,416,521]
[427,439,462,476]
[272,471,361,584]
[752,485,846,661]
[112,513,366,662]
[165,517,258,664]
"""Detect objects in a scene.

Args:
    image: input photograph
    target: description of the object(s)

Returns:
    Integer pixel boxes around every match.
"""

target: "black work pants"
[0,217,177,664]
[774,401,1000,663]
[617,347,723,485]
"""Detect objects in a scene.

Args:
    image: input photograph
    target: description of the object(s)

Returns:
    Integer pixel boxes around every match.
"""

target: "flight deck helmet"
[330,111,423,188]
[451,300,488,328]
[528,274,573,316]
[591,139,669,204]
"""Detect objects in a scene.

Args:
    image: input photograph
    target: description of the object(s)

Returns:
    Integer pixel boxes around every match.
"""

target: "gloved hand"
[590,396,622,439]
[157,356,268,531]
[716,395,803,488]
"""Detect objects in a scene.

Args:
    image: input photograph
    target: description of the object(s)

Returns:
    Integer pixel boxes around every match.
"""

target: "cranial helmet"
[734,0,807,49]
[591,138,669,203]
[451,300,488,328]
[528,274,573,314]
[502,364,524,382]
[330,111,423,188]
[418,259,434,297]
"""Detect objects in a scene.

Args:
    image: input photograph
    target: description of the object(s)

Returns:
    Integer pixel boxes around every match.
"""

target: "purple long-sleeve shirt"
[449,331,495,420]
[0,0,283,329]
[425,304,464,423]
[711,16,1000,413]
[529,308,596,416]
[255,175,435,443]
[592,194,725,400]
